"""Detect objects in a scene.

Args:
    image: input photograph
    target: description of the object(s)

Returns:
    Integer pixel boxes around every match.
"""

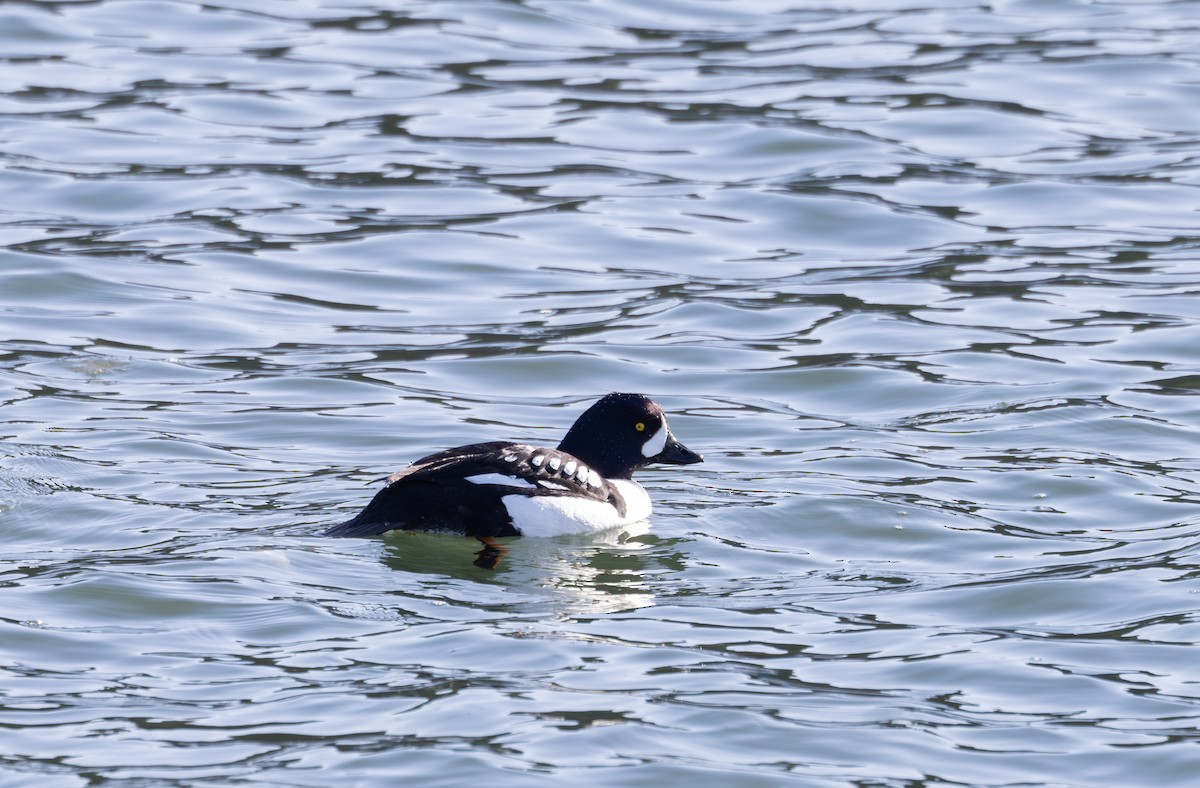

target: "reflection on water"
[377,523,660,615]
[3,0,1200,784]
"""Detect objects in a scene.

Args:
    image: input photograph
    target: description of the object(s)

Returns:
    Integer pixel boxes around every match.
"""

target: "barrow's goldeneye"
[325,393,703,567]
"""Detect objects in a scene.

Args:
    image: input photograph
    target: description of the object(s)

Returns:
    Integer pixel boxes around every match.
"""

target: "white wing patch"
[641,424,668,458]
[466,473,537,489]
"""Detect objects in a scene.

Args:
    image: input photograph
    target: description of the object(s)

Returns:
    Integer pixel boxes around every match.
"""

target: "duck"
[325,393,703,567]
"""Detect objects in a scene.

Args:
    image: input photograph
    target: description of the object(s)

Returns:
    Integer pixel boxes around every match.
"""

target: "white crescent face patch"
[640,423,668,458]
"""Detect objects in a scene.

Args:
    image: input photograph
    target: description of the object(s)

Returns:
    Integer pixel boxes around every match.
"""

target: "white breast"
[501,479,652,537]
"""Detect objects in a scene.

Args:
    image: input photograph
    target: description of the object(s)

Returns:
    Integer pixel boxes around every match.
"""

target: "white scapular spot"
[531,455,545,467]
[563,460,577,476]
[548,457,562,471]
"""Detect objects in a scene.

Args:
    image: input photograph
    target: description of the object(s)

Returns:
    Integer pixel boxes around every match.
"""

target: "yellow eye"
[635,422,646,432]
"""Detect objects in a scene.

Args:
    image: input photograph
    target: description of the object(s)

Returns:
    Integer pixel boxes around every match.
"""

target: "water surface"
[2,0,1200,785]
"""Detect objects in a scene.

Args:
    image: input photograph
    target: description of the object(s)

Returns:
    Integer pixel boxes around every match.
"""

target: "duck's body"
[325,393,702,558]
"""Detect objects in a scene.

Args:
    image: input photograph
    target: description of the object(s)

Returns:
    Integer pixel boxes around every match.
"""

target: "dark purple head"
[557,393,703,480]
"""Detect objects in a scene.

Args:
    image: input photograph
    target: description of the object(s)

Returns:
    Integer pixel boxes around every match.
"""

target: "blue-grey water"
[3,0,1200,785]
